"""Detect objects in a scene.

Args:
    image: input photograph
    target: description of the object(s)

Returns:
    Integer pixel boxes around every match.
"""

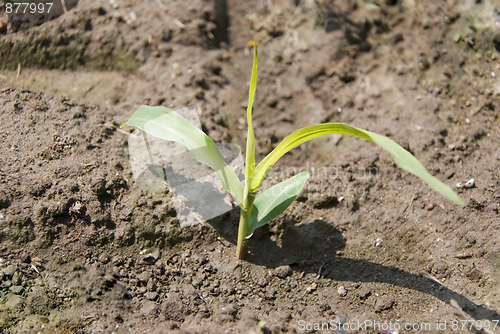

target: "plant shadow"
[208,215,500,322]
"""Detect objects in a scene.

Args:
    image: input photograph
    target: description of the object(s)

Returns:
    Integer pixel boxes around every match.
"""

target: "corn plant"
[123,44,463,260]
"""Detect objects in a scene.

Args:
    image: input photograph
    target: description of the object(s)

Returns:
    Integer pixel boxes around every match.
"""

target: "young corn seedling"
[123,43,463,260]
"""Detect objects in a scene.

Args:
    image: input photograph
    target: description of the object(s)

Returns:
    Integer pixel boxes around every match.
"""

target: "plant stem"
[236,192,256,260]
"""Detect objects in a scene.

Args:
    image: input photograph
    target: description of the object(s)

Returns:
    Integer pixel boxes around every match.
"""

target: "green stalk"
[236,191,256,260]
[237,42,259,260]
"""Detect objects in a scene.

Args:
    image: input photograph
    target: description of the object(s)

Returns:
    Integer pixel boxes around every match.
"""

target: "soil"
[0,0,499,333]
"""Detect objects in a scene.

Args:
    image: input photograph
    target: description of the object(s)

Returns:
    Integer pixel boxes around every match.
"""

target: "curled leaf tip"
[247,40,257,48]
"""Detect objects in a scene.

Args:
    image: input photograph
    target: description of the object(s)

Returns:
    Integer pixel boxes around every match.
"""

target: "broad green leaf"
[248,123,463,205]
[246,172,309,239]
[124,106,244,205]
[245,42,258,181]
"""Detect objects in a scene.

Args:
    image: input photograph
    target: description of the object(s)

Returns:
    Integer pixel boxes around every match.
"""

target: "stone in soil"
[2,265,17,278]
[337,285,347,297]
[137,271,151,284]
[375,296,395,312]
[9,286,23,294]
[273,265,291,279]
[5,293,24,310]
[145,291,159,301]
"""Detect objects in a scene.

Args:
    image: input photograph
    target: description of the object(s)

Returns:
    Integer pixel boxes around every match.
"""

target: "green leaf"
[124,105,244,205]
[248,123,463,205]
[147,164,168,185]
[246,172,309,238]
[245,43,258,182]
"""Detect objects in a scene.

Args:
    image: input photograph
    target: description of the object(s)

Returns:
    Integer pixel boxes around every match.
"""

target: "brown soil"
[0,0,499,333]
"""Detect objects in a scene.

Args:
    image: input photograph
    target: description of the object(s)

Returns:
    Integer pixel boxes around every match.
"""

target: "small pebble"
[137,271,151,284]
[2,265,17,278]
[357,286,372,300]
[418,55,430,71]
[274,265,291,279]
[221,284,235,295]
[145,291,159,301]
[375,296,395,312]
[425,202,437,211]
[337,285,347,297]
[305,283,317,294]
[147,278,157,292]
[257,277,268,287]
[457,178,475,189]
[10,286,23,294]
[99,254,110,264]
[221,303,238,316]
[142,249,160,264]
[11,272,22,285]
[5,294,23,310]
[464,178,475,188]
[191,279,202,288]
